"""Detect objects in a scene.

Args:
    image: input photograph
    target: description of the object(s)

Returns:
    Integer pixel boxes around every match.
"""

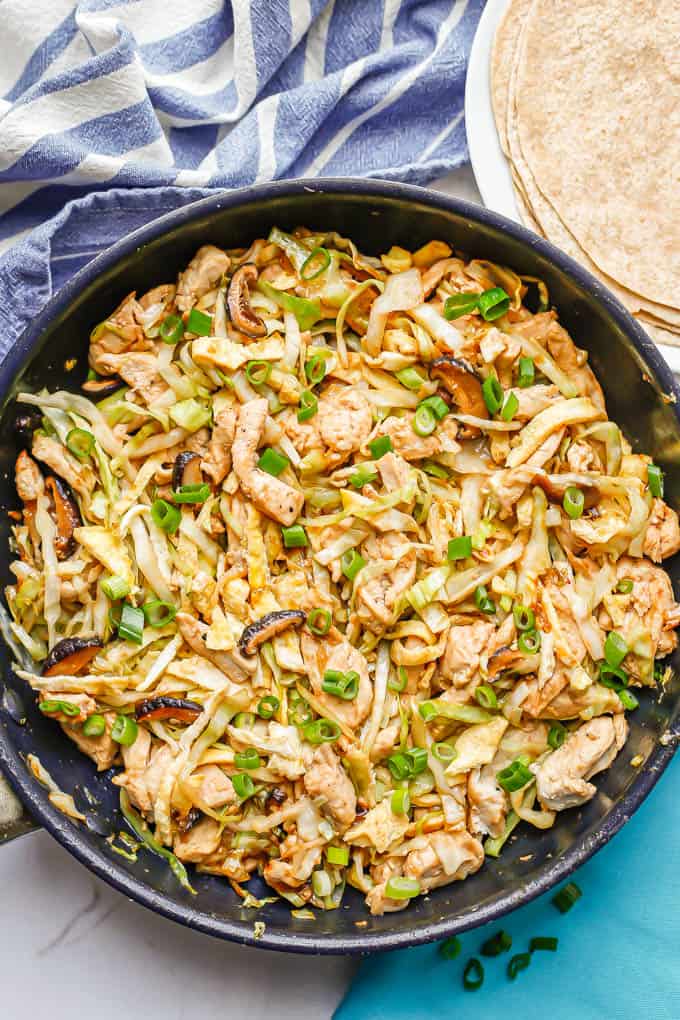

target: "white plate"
[464,0,680,372]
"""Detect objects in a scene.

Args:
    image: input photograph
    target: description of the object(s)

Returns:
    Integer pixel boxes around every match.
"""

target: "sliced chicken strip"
[32,434,96,500]
[303,743,357,832]
[176,245,230,313]
[15,451,44,502]
[232,398,304,526]
[533,715,628,811]
[177,612,255,681]
[643,498,680,563]
[201,406,237,485]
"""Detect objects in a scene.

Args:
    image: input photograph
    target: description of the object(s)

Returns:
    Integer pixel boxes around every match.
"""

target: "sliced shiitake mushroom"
[227,264,266,338]
[42,636,103,676]
[135,696,203,724]
[487,645,540,679]
[172,450,203,491]
[14,408,43,450]
[430,356,488,422]
[82,376,122,398]
[45,476,81,559]
[238,609,306,656]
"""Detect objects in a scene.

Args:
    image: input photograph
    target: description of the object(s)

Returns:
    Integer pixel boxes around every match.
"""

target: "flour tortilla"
[515,0,680,308]
[492,0,680,328]
[490,0,532,157]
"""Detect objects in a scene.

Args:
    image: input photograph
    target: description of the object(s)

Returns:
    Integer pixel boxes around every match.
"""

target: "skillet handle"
[0,771,39,844]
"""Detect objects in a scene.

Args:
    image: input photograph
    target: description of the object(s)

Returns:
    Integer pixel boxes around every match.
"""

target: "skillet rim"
[0,176,678,954]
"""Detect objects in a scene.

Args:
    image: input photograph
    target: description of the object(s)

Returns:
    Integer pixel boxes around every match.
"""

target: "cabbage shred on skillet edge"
[5,228,680,916]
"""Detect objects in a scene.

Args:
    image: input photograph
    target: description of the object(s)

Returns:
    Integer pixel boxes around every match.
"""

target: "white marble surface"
[0,166,480,1020]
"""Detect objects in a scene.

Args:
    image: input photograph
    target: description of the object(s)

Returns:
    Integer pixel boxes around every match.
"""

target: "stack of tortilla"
[491,0,680,346]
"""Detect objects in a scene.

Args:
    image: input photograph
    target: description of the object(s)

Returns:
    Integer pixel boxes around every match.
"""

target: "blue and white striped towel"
[0,0,483,260]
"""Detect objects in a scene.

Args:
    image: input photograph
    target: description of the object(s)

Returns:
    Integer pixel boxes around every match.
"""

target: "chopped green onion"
[404,747,428,775]
[530,936,558,952]
[395,367,426,390]
[444,293,480,320]
[151,498,181,535]
[500,391,519,422]
[604,631,628,669]
[282,524,308,548]
[233,711,256,729]
[385,876,420,900]
[599,663,628,690]
[186,308,212,336]
[482,375,504,414]
[481,930,512,957]
[432,741,457,763]
[300,246,331,281]
[307,609,332,635]
[40,699,81,718]
[462,958,484,990]
[475,684,498,710]
[497,758,533,792]
[518,629,541,654]
[548,722,567,749]
[257,695,280,720]
[297,390,318,422]
[563,486,585,519]
[66,427,94,461]
[349,463,378,488]
[616,578,634,594]
[304,353,327,385]
[111,714,138,746]
[341,548,366,582]
[118,604,145,644]
[101,575,131,601]
[413,402,437,437]
[474,584,496,614]
[231,773,256,800]
[257,447,289,477]
[386,752,411,781]
[391,788,410,815]
[479,287,510,321]
[159,314,184,344]
[142,600,177,628]
[172,482,210,504]
[82,714,106,737]
[447,536,472,561]
[368,435,393,459]
[245,360,272,386]
[302,718,341,744]
[326,845,349,867]
[419,395,449,420]
[234,747,262,770]
[647,463,664,498]
[322,669,359,701]
[388,665,408,693]
[517,356,535,388]
[507,952,531,980]
[618,689,639,710]
[439,936,462,959]
[513,604,535,632]
[552,881,582,913]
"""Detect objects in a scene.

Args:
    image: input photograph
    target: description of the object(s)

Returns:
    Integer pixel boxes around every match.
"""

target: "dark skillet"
[0,179,678,954]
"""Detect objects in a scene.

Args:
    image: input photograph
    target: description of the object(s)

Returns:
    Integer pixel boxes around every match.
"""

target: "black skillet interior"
[0,181,679,954]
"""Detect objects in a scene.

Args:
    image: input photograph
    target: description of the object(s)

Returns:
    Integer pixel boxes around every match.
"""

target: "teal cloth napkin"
[336,754,679,1020]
